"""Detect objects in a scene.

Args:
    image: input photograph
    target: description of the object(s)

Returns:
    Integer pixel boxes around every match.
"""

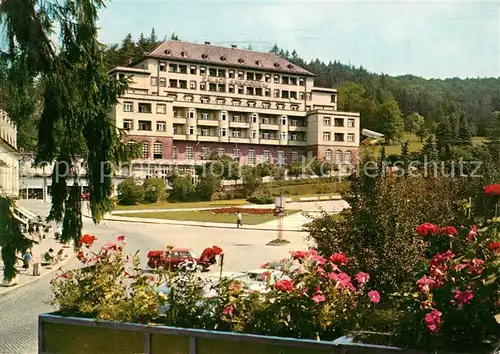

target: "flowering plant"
[200,245,223,265]
[395,222,500,351]
[247,249,380,340]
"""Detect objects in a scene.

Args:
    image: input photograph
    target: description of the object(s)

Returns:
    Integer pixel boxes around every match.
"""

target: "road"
[0,201,310,353]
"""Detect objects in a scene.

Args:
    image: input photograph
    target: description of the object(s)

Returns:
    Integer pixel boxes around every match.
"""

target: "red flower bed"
[210,207,274,215]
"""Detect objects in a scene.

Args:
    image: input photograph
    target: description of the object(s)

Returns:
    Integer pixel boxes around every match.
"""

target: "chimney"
[231,45,237,49]
[204,41,211,45]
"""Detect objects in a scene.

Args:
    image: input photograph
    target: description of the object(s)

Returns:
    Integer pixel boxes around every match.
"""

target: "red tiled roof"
[147,40,314,76]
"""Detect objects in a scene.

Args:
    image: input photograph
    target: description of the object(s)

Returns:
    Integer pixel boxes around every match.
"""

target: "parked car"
[246,269,288,284]
[147,248,211,272]
[202,272,268,297]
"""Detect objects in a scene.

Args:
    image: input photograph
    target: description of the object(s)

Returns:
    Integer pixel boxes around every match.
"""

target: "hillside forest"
[1,28,499,155]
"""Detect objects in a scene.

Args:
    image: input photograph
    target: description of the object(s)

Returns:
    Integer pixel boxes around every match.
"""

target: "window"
[228,85,235,93]
[201,129,210,136]
[280,132,288,140]
[156,121,166,131]
[200,82,206,91]
[299,78,305,86]
[248,150,256,165]
[265,89,271,97]
[232,115,241,122]
[247,72,254,81]
[277,151,285,165]
[189,126,194,135]
[280,117,287,125]
[281,76,289,85]
[218,84,226,93]
[220,113,227,121]
[336,150,343,165]
[200,66,206,75]
[252,130,257,138]
[151,77,158,86]
[209,68,217,77]
[334,118,344,127]
[323,132,331,141]
[172,146,178,159]
[138,120,152,131]
[217,148,225,157]
[201,147,209,159]
[274,89,279,98]
[159,78,166,87]
[290,134,297,141]
[344,150,352,165]
[232,129,241,138]
[299,92,304,100]
[238,86,244,94]
[156,104,166,114]
[265,74,271,83]
[190,66,197,75]
[290,119,298,126]
[334,133,344,142]
[347,119,355,128]
[141,142,149,159]
[190,81,197,89]
[331,94,337,103]
[201,113,209,120]
[252,114,258,123]
[347,133,355,142]
[291,151,299,162]
[169,64,177,73]
[247,87,255,95]
[153,142,163,159]
[159,62,167,72]
[255,73,263,81]
[274,75,279,84]
[228,70,235,78]
[219,128,227,137]
[262,117,270,124]
[123,102,133,112]
[263,150,270,163]
[325,149,333,161]
[186,146,194,160]
[138,103,152,113]
[233,148,240,159]
[123,119,133,130]
[290,77,297,85]
[323,117,331,126]
[262,132,271,139]
[189,111,195,119]
[307,151,313,159]
[238,71,244,79]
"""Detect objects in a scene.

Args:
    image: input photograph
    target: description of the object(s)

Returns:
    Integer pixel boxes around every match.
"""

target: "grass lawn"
[114,199,248,211]
[113,210,297,225]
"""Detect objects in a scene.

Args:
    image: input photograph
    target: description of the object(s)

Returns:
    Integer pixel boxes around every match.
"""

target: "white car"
[202,272,267,297]
[246,269,289,284]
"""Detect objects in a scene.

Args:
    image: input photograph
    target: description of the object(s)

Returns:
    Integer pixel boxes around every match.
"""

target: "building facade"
[110,41,360,179]
[0,109,19,196]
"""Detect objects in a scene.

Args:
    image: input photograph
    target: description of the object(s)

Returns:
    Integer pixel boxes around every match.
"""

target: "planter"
[39,313,437,354]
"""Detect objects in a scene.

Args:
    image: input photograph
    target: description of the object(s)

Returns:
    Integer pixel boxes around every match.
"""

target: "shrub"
[168,175,195,202]
[241,166,262,197]
[143,178,166,203]
[196,174,221,201]
[117,178,144,205]
[304,173,465,295]
[247,194,274,205]
[394,222,500,351]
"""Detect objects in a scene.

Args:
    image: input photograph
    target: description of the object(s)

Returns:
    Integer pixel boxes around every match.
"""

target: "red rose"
[489,241,500,253]
[483,184,500,196]
[78,234,96,247]
[416,223,439,237]
[329,252,348,265]
[274,279,294,292]
[440,226,458,236]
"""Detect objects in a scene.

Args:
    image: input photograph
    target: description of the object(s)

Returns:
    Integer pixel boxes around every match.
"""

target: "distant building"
[0,109,19,197]
[109,40,360,180]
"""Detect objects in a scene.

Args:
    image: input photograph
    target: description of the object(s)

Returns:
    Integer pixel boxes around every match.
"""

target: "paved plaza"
[0,199,346,353]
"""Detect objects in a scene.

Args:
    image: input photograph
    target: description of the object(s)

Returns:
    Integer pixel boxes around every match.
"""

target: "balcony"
[197,135,219,142]
[173,116,187,124]
[288,125,308,132]
[197,119,219,127]
[260,138,279,145]
[287,140,307,146]
[173,134,187,140]
[229,121,250,129]
[260,124,279,131]
[229,137,250,144]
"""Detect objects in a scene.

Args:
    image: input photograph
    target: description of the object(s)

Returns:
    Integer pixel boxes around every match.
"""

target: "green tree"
[374,97,404,144]
[338,82,366,112]
[0,0,136,280]
[405,112,425,133]
[196,174,220,201]
[241,166,261,197]
[142,177,166,203]
[169,174,195,202]
[287,162,303,178]
[170,32,180,40]
[149,28,159,47]
[117,179,144,205]
[421,134,439,162]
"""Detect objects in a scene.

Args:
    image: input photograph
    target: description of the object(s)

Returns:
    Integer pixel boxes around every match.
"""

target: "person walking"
[236,212,243,228]
[22,251,32,273]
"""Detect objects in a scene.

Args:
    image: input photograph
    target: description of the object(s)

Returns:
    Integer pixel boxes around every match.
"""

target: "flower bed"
[210,207,274,215]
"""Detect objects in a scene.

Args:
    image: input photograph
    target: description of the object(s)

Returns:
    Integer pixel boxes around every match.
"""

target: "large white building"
[0,109,19,197]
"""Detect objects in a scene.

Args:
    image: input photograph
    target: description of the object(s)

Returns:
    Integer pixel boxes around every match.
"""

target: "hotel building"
[110,40,360,179]
[0,109,19,196]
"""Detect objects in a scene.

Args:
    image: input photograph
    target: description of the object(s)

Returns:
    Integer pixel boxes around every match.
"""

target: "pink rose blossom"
[466,226,477,240]
[417,275,436,293]
[311,294,325,304]
[275,279,294,292]
[424,309,441,332]
[454,289,474,307]
[223,305,233,315]
[117,235,125,242]
[367,290,381,304]
[355,272,370,286]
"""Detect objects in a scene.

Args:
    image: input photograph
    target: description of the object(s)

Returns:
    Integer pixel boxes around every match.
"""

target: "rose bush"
[394,222,500,351]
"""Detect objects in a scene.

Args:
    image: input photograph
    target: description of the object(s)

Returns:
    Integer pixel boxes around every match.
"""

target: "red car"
[147,248,211,272]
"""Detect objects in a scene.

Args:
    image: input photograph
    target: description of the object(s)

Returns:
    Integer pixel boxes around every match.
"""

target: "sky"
[34,1,500,79]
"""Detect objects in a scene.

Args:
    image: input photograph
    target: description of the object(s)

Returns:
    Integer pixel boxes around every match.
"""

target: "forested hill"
[105,30,499,141]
